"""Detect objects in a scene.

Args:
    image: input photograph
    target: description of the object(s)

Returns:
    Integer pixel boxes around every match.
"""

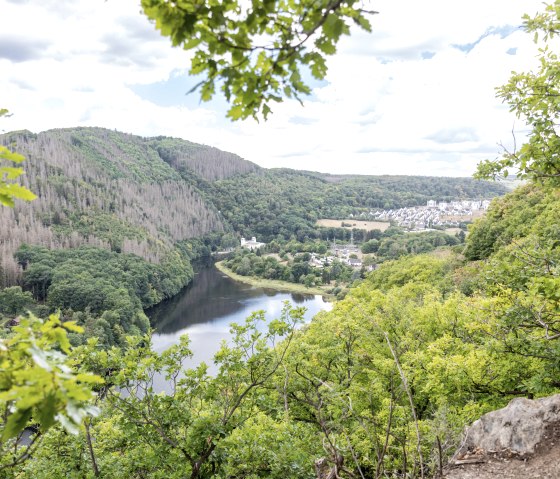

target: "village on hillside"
[356,199,491,230]
[241,232,371,270]
[240,200,492,271]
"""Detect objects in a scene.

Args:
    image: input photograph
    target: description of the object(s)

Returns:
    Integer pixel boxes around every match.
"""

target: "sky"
[0,0,545,177]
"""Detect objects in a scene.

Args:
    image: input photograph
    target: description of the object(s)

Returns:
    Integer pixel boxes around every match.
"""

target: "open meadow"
[316,219,391,231]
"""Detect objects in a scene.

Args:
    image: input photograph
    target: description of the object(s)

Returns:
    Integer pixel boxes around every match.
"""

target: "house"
[347,258,362,268]
[240,236,265,250]
[310,253,326,268]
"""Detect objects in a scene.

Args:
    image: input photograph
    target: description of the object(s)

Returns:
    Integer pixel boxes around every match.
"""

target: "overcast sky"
[0,0,544,177]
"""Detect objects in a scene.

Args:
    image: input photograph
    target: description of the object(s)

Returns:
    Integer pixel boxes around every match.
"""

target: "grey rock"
[453,394,560,461]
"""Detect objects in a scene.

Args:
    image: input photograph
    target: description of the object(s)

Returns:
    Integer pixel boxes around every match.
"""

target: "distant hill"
[0,128,244,285]
[0,127,508,286]
[148,135,259,182]
[210,168,508,241]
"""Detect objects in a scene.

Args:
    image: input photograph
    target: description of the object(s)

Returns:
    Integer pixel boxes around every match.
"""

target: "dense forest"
[0,128,239,286]
[210,169,506,242]
[0,126,504,296]
[0,181,557,478]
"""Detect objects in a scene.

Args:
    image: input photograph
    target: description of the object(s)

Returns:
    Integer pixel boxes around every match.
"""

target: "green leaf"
[63,321,84,333]
[3,184,37,201]
[323,14,344,39]
[53,327,71,354]
[262,104,271,119]
[0,192,15,207]
[0,146,25,164]
[75,373,104,384]
[36,393,57,432]
[2,408,32,440]
[0,167,24,180]
[227,104,245,121]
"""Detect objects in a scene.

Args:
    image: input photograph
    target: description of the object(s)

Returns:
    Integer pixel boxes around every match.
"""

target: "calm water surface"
[148,266,333,369]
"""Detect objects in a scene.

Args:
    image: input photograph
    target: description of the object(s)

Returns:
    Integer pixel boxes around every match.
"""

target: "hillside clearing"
[316,219,391,231]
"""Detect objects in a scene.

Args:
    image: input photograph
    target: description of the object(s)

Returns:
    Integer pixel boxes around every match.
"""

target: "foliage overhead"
[476,1,560,184]
[141,0,377,120]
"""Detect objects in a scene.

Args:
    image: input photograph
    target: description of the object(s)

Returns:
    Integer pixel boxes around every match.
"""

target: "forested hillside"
[1,181,555,478]
[0,128,252,286]
[149,136,260,182]
[211,169,506,241]
[0,127,506,286]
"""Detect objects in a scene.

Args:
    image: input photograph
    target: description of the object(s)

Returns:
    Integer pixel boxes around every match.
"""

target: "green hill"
[211,168,507,241]
[0,128,257,286]
[0,127,508,345]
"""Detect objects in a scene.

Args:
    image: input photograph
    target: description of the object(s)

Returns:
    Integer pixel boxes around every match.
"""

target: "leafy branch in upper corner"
[476,0,560,184]
[141,0,377,121]
[0,109,36,207]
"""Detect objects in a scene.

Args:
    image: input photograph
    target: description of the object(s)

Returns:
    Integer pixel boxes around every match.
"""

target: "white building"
[240,236,265,250]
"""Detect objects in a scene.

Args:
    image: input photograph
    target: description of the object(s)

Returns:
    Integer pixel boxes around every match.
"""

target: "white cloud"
[0,0,545,177]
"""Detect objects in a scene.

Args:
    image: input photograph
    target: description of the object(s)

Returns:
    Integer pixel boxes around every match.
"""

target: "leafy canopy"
[141,0,376,120]
[0,314,101,471]
[0,109,36,207]
[476,1,560,184]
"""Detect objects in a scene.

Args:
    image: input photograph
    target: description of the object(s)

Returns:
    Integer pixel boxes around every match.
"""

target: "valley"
[1,127,557,479]
[2,0,560,477]
[0,126,506,345]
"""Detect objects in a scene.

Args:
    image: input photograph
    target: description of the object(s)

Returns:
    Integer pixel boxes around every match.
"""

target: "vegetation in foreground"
[1,1,560,477]
[2,180,558,478]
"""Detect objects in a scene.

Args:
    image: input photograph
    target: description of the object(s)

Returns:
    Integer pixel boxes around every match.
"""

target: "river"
[147,265,333,371]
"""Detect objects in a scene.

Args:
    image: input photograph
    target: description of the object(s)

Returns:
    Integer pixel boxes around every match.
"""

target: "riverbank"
[215,261,334,299]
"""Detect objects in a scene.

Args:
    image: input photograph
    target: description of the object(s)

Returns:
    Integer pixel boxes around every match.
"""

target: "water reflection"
[148,267,255,334]
[148,266,332,368]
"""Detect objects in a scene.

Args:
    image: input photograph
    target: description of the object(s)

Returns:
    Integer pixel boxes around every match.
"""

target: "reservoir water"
[148,265,333,370]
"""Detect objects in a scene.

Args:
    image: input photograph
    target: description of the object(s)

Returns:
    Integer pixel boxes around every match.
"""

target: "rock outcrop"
[445,394,560,479]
